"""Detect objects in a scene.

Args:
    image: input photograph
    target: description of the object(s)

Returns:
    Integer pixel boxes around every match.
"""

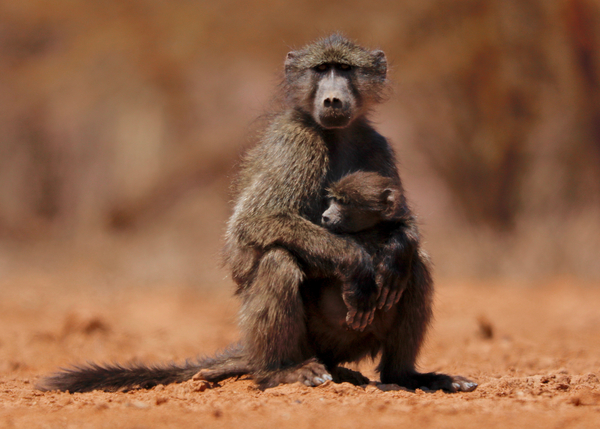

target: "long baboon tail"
[36,343,250,393]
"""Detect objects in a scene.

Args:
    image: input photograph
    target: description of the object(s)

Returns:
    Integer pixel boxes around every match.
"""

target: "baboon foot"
[330,366,370,385]
[259,359,333,389]
[284,359,333,387]
[444,375,478,392]
[382,371,477,393]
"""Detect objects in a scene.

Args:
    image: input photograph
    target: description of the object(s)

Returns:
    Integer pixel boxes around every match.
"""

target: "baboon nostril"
[322,215,330,224]
[324,98,342,109]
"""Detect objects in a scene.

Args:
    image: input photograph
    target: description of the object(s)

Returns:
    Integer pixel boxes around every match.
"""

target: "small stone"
[190,380,210,392]
[155,396,168,406]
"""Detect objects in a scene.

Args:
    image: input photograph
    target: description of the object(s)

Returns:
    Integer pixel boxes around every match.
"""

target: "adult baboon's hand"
[343,283,378,332]
[344,302,375,332]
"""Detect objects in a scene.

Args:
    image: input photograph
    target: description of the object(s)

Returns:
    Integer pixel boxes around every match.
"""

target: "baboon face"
[321,199,383,233]
[312,64,356,129]
[284,35,387,129]
[322,172,397,233]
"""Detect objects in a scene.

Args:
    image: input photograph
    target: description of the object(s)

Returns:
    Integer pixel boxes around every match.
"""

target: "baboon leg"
[377,254,432,385]
[378,255,476,392]
[239,247,330,387]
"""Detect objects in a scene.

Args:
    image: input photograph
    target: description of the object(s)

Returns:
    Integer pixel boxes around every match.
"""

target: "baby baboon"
[38,34,476,393]
[300,170,462,389]
[320,171,411,331]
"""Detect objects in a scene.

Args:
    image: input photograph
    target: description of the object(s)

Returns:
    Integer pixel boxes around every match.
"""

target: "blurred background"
[1,0,599,289]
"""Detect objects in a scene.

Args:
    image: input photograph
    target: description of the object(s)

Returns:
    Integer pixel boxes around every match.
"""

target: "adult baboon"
[38,34,476,393]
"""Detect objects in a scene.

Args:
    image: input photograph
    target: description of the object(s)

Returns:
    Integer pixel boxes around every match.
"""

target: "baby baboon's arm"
[375,216,420,311]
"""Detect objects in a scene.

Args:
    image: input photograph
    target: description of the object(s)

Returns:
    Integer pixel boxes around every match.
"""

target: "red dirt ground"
[1,269,600,428]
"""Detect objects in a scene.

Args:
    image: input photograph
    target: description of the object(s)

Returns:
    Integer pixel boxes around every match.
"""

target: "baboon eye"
[316,64,328,71]
[340,64,351,70]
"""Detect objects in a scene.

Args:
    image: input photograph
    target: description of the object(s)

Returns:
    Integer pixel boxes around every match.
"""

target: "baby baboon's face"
[321,199,382,233]
[323,171,398,233]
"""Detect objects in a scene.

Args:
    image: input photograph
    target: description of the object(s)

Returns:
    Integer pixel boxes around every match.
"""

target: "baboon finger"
[345,307,357,327]
[393,289,404,304]
[346,311,356,329]
[348,308,376,332]
[366,308,375,325]
[357,311,368,331]
[347,310,363,330]
[377,287,390,309]
[375,284,383,301]
[384,290,398,311]
[359,309,375,331]
[385,288,404,310]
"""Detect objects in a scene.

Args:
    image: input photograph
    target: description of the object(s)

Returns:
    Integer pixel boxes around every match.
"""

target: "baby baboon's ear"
[381,188,396,216]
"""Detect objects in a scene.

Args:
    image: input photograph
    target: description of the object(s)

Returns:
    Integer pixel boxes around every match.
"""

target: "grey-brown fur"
[38,34,476,393]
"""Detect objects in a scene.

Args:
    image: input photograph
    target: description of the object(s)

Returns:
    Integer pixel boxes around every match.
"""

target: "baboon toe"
[287,360,333,387]
[448,375,478,392]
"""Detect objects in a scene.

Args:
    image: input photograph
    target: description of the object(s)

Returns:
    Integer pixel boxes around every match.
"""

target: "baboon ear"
[284,51,297,71]
[381,188,395,215]
[372,50,387,77]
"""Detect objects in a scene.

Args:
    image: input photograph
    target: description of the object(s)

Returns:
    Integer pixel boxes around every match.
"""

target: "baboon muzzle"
[314,71,354,128]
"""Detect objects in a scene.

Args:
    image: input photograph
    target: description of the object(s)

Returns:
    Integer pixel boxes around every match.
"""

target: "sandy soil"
[1,271,600,428]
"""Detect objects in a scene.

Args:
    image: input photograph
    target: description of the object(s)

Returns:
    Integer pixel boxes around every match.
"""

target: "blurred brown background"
[1,0,599,287]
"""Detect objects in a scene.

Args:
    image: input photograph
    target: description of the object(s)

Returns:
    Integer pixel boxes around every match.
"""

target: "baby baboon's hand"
[375,262,408,311]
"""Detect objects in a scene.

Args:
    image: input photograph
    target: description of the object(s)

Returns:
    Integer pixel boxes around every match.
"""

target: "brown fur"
[38,34,476,393]
[320,171,411,330]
